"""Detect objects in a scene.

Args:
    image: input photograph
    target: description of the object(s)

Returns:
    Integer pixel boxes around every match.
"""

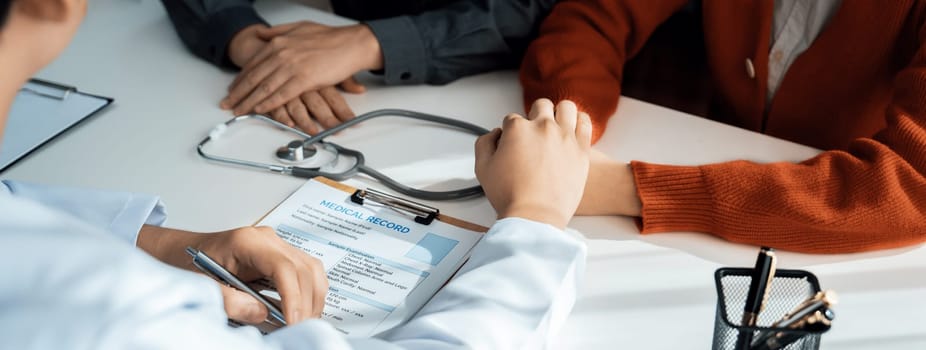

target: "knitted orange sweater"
[520,0,926,253]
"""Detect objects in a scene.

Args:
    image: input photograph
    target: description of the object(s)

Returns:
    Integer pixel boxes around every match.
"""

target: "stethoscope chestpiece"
[275,139,317,164]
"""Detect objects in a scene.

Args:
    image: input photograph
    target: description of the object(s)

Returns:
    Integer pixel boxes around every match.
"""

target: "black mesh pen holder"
[713,268,824,350]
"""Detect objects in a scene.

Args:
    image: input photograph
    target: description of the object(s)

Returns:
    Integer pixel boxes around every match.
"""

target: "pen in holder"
[712,268,827,350]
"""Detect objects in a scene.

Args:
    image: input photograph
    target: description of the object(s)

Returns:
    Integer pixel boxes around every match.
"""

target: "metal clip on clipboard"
[350,188,439,225]
[20,79,77,100]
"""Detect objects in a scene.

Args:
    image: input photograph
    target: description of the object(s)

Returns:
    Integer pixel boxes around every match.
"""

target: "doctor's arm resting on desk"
[159,0,557,134]
[519,0,926,254]
[1,181,328,325]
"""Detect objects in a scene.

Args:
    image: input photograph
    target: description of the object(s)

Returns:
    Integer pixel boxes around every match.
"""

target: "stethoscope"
[197,109,490,201]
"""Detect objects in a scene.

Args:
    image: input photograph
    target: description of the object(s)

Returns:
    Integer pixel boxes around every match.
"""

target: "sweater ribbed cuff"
[631,161,715,234]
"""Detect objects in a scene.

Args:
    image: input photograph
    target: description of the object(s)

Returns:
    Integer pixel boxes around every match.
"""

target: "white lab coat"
[0,181,586,349]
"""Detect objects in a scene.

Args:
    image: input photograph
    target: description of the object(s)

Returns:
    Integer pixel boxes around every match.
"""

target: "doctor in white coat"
[0,0,594,349]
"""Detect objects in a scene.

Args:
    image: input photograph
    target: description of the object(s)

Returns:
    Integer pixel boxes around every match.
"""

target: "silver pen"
[186,247,287,325]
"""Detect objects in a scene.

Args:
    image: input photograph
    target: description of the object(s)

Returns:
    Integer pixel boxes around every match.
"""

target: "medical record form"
[257,178,486,336]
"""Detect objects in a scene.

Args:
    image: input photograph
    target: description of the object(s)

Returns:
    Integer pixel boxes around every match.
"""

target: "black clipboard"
[0,78,114,172]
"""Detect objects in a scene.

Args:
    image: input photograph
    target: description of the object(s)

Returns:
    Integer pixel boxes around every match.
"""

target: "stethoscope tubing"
[301,109,490,147]
[197,109,489,201]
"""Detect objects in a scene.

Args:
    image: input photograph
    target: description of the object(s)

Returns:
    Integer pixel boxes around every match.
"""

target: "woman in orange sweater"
[520,0,926,253]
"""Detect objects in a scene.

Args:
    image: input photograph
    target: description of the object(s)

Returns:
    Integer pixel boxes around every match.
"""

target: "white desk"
[5,0,924,348]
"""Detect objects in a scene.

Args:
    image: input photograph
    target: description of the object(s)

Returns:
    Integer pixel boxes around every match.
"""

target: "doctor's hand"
[137,225,329,325]
[221,21,380,117]
[474,99,592,229]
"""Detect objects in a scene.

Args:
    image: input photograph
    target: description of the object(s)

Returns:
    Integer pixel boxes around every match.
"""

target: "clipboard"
[254,176,488,336]
[0,78,113,172]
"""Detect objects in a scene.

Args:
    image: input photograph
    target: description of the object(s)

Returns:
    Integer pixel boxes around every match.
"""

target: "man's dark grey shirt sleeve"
[160,0,268,69]
[160,0,556,83]
[364,0,557,85]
